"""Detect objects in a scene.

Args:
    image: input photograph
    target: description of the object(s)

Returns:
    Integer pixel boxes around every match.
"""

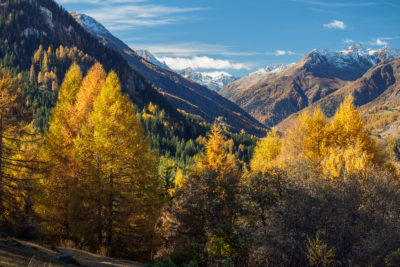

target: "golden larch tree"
[0,67,38,229]
[37,63,83,243]
[250,129,282,173]
[75,71,164,259]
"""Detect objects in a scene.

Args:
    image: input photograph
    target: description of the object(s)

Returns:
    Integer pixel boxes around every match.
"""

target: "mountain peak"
[177,68,238,91]
[346,43,368,52]
[71,13,109,35]
[376,46,400,59]
[251,64,291,76]
[135,49,170,69]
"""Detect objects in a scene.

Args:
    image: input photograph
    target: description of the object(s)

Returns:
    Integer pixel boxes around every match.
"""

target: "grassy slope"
[0,237,144,267]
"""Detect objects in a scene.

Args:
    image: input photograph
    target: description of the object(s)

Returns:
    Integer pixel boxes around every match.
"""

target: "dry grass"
[0,237,145,267]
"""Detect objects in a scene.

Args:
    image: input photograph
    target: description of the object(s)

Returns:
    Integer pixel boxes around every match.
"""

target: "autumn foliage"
[0,60,399,267]
[36,64,164,260]
[251,96,383,178]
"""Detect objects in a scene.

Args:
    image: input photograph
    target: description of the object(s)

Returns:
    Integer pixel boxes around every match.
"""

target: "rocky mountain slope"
[220,44,400,126]
[135,49,170,70]
[277,57,400,131]
[1,0,180,121]
[73,13,265,134]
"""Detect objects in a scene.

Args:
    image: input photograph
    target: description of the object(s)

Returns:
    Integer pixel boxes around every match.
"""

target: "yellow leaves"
[322,145,372,178]
[33,45,43,63]
[168,168,186,196]
[323,96,378,177]
[57,63,83,107]
[72,62,106,131]
[299,108,329,162]
[197,125,237,173]
[174,168,186,189]
[147,102,158,114]
[29,64,35,82]
[250,129,281,173]
[251,95,384,179]
[329,96,368,148]
[40,63,164,250]
[306,233,336,267]
[0,67,17,112]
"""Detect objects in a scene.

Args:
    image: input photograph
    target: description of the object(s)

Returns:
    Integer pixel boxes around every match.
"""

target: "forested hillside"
[72,13,265,136]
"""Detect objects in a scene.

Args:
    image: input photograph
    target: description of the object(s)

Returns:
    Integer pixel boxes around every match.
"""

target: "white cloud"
[57,0,206,30]
[344,38,354,44]
[84,4,206,30]
[275,50,296,56]
[157,56,250,70]
[369,38,388,46]
[323,20,347,29]
[131,42,257,57]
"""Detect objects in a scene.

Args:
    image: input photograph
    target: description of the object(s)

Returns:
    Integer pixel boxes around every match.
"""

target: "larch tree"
[0,67,38,231]
[37,63,83,243]
[74,71,164,259]
[250,129,282,173]
[282,108,329,166]
[197,125,238,174]
[64,62,106,251]
[67,62,106,136]
[250,96,384,179]
[172,125,245,265]
[322,95,381,177]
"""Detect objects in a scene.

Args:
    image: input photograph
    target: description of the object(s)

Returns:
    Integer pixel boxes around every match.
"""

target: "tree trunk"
[106,169,114,256]
[0,114,3,216]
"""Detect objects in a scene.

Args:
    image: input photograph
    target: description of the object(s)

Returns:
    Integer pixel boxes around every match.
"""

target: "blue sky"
[56,0,400,76]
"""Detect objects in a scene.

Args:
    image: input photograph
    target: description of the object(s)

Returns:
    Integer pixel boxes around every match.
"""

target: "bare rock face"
[277,57,400,131]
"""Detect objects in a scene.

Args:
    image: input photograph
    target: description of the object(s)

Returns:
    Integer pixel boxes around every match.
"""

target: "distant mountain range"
[220,44,400,127]
[277,56,400,132]
[73,13,265,134]
[134,50,238,91]
[176,68,238,91]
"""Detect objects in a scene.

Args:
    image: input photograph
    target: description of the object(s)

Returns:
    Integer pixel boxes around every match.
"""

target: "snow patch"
[65,25,74,34]
[20,28,47,38]
[72,13,109,35]
[250,63,294,77]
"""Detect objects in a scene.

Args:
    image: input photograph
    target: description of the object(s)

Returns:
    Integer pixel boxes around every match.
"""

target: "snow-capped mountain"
[177,68,239,91]
[220,44,400,127]
[135,50,170,69]
[134,49,238,91]
[72,13,110,35]
[375,46,400,60]
[303,44,400,79]
[250,64,295,77]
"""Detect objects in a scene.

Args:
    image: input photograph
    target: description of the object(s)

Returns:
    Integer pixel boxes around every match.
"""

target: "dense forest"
[0,61,399,266]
